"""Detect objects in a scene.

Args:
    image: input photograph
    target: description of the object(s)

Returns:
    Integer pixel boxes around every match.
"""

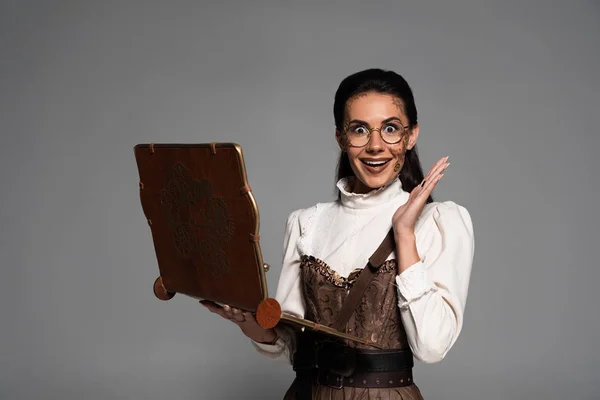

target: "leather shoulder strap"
[331,229,396,333]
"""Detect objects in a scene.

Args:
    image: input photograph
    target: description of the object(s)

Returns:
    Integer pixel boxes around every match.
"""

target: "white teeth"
[364,160,388,166]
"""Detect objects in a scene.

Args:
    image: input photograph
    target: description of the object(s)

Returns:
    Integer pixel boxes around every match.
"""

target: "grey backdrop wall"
[2,1,599,399]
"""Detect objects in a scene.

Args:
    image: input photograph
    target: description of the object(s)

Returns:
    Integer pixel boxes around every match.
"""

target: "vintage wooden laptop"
[134,143,379,346]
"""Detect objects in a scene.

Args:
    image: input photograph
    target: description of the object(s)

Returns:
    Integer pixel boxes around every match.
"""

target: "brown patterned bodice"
[300,255,410,350]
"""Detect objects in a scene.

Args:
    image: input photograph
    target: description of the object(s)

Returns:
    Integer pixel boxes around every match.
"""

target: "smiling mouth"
[361,159,391,168]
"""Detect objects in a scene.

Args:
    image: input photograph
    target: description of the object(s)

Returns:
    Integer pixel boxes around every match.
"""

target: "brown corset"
[300,255,410,350]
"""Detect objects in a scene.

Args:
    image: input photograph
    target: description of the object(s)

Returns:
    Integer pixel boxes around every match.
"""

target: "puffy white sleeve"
[395,201,475,363]
[251,209,305,364]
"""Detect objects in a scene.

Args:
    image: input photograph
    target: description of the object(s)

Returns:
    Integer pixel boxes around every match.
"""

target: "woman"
[201,68,474,399]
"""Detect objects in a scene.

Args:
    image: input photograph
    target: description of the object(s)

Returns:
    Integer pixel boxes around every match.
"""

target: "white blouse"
[252,177,474,365]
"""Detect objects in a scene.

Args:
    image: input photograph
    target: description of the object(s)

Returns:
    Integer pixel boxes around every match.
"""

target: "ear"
[335,130,346,151]
[407,124,420,150]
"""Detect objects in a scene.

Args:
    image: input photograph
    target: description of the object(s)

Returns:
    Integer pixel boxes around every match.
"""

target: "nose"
[366,130,384,153]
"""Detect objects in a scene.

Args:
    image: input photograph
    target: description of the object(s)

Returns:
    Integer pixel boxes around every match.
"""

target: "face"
[336,92,419,194]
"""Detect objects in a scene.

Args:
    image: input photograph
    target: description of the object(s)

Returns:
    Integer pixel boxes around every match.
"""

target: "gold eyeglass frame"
[343,121,410,148]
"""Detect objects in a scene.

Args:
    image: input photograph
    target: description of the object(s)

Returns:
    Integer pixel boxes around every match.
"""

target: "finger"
[429,162,449,184]
[242,312,255,322]
[421,159,449,188]
[199,301,232,320]
[425,160,449,183]
[414,168,446,203]
[222,304,234,320]
[420,173,444,194]
[231,308,246,323]
[420,161,449,189]
[200,300,222,313]
[434,161,450,177]
[423,156,448,181]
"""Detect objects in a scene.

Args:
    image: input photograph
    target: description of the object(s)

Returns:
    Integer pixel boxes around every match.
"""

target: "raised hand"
[199,300,278,344]
[392,156,450,236]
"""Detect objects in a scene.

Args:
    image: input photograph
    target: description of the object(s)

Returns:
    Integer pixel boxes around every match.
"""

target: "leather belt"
[293,338,415,398]
[294,338,415,373]
[298,369,414,389]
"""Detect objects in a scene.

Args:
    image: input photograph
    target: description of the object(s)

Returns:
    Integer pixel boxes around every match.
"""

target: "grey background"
[1,1,599,399]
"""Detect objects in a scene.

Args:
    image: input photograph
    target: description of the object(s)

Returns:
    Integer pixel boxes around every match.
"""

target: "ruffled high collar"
[337,177,406,210]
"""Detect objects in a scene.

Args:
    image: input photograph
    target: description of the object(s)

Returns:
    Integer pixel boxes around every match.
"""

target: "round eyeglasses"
[343,120,409,147]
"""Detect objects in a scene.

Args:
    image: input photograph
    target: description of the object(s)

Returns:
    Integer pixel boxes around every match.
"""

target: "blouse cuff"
[395,261,438,309]
[250,326,289,358]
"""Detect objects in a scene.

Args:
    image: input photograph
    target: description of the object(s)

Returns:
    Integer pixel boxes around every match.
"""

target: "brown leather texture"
[284,257,423,399]
[134,143,267,311]
[331,229,395,332]
[299,256,410,350]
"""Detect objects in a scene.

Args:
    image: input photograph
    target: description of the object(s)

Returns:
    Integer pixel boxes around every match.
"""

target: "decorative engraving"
[206,197,234,241]
[159,162,234,281]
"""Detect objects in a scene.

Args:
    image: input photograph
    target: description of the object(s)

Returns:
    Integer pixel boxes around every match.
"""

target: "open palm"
[392,156,450,235]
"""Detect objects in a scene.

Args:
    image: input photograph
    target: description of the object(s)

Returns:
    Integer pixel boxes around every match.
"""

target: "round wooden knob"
[255,298,281,329]
[153,276,175,301]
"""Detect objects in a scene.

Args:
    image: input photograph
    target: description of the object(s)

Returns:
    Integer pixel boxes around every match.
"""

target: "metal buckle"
[317,370,344,390]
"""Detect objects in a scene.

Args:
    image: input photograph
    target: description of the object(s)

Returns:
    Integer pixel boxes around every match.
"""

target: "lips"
[360,159,391,172]
[361,159,391,167]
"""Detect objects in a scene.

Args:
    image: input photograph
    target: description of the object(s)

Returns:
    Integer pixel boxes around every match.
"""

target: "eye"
[383,124,398,134]
[352,125,368,135]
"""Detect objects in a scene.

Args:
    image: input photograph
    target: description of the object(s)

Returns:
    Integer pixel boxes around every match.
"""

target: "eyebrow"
[348,117,404,125]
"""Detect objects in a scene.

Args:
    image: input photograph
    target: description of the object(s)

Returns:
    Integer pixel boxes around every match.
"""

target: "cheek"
[389,138,409,162]
[347,148,362,162]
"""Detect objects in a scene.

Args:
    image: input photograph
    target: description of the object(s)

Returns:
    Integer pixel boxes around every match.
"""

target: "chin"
[355,173,397,192]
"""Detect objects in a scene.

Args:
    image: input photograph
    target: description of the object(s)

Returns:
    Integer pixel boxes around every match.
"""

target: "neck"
[351,177,397,194]
[337,176,406,210]
[352,179,375,194]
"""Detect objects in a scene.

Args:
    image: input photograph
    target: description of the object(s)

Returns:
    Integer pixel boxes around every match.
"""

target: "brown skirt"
[283,379,425,400]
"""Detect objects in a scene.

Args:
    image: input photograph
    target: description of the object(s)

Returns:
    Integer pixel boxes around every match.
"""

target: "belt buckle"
[317,369,344,390]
